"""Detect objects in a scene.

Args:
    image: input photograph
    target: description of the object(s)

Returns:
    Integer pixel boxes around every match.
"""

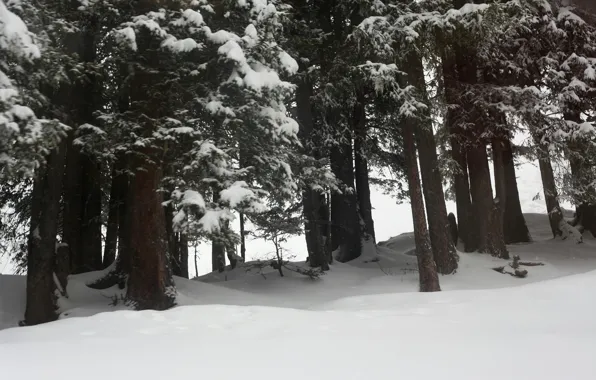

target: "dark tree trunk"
[79,154,103,272]
[62,13,100,274]
[25,141,67,325]
[87,160,131,290]
[499,138,531,243]
[164,200,181,276]
[407,52,457,274]
[126,154,175,310]
[179,234,189,278]
[62,140,83,272]
[565,110,596,236]
[239,213,246,261]
[442,47,478,252]
[402,121,440,292]
[467,143,509,259]
[296,70,329,269]
[330,140,362,262]
[353,92,376,243]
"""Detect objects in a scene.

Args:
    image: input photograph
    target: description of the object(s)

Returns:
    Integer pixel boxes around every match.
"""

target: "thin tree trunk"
[164,200,180,276]
[25,141,67,325]
[179,234,189,278]
[402,121,440,292]
[353,92,376,243]
[239,213,246,261]
[126,154,175,310]
[407,52,457,274]
[103,159,125,268]
[103,164,119,268]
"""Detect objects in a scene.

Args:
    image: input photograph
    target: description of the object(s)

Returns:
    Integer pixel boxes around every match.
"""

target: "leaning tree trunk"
[407,52,457,274]
[467,142,509,259]
[353,91,376,243]
[402,121,441,292]
[296,70,329,269]
[126,152,175,310]
[529,125,566,237]
[500,138,531,243]
[25,141,67,325]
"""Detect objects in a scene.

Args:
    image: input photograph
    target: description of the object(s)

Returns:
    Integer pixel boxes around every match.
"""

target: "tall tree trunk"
[499,138,531,243]
[407,52,457,274]
[402,121,440,292]
[330,139,362,262]
[25,141,67,325]
[62,13,100,274]
[126,154,175,310]
[442,47,478,252]
[467,143,509,259]
[62,139,83,272]
[296,71,329,269]
[79,154,103,272]
[87,159,131,289]
[353,92,376,243]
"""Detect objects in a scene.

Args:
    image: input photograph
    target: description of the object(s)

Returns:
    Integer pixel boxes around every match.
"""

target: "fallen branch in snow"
[518,261,545,267]
[493,255,532,278]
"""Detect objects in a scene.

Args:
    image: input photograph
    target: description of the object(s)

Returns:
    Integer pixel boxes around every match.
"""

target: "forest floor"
[1,212,596,379]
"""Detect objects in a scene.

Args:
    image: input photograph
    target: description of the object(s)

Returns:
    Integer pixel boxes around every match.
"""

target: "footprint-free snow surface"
[2,211,596,379]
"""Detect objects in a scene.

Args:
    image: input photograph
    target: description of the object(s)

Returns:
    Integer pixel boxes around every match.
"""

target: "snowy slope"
[1,270,596,380]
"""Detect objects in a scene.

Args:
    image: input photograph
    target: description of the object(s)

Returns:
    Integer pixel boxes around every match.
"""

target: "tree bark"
[126,154,175,310]
[407,52,457,274]
[467,143,509,259]
[79,153,103,272]
[179,234,189,278]
[402,121,441,292]
[239,212,246,261]
[25,141,67,325]
[442,47,478,252]
[353,92,376,243]
[500,138,531,243]
[296,71,329,269]
[62,139,83,272]
[330,141,362,262]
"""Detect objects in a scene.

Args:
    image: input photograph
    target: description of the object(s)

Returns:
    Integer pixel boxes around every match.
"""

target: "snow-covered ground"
[2,158,596,379]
